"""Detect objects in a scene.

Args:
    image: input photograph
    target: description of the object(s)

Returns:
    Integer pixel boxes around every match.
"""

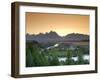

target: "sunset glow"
[26,12,89,36]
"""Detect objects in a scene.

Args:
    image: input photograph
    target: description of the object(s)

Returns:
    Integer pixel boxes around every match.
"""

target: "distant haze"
[26,12,89,36]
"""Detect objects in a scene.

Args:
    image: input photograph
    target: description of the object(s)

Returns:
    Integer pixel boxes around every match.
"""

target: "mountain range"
[26,31,89,43]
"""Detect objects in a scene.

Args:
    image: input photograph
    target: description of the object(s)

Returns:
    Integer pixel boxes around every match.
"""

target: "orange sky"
[26,12,89,36]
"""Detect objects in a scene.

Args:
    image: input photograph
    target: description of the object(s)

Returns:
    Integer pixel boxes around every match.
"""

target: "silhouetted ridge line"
[26,31,89,43]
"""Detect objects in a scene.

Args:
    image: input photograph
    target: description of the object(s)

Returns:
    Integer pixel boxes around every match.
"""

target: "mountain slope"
[26,31,89,43]
[64,33,89,41]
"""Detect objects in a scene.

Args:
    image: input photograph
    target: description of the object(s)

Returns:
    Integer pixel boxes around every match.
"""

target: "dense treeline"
[26,42,89,67]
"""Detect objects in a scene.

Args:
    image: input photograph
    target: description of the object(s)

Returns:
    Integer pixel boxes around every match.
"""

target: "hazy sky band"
[26,12,89,36]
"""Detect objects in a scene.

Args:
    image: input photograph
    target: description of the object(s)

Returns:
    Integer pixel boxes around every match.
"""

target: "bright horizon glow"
[26,12,89,36]
[26,31,89,37]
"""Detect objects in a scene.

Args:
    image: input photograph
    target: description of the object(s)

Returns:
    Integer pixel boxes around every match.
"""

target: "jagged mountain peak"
[26,32,89,43]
